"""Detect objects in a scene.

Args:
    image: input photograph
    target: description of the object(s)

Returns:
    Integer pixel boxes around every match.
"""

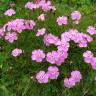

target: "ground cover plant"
[0,0,96,96]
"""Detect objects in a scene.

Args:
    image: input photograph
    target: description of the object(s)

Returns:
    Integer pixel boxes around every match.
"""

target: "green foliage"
[0,0,96,96]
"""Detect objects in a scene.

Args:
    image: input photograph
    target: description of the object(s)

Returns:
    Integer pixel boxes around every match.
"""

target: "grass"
[0,0,96,96]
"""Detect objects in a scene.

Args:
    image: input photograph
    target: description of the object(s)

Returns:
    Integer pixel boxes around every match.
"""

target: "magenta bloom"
[4,19,36,33]
[25,2,39,10]
[4,19,25,33]
[64,78,76,88]
[43,33,59,46]
[83,50,93,63]
[61,29,93,48]
[36,28,46,36]
[12,48,22,57]
[5,32,17,43]
[87,26,96,35]
[83,50,96,70]
[57,16,68,26]
[83,50,93,58]
[0,28,4,37]
[4,9,16,16]
[91,58,96,70]
[64,70,82,88]
[36,71,49,83]
[39,0,54,12]
[31,49,45,62]
[71,11,81,21]
[47,66,59,79]
[25,20,36,30]
[71,70,82,82]
[57,41,70,52]
[38,14,45,21]
[46,51,68,66]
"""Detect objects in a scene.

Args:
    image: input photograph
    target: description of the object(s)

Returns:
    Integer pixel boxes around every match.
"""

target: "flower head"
[47,66,59,79]
[5,32,17,43]
[46,51,68,66]
[87,26,96,35]
[31,49,45,62]
[71,11,81,21]
[25,2,39,10]
[36,71,49,83]
[71,70,82,82]
[57,16,68,26]
[4,9,16,16]
[36,28,46,36]
[12,48,22,57]
[43,33,59,46]
[38,14,45,21]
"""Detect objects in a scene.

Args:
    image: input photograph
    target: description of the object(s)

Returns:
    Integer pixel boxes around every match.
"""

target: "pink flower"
[83,50,96,70]
[43,33,59,46]
[36,28,46,36]
[83,50,93,58]
[46,51,68,66]
[25,20,36,30]
[31,49,45,62]
[0,28,4,37]
[57,16,68,26]
[12,48,22,57]
[83,50,93,63]
[51,6,56,11]
[4,9,16,16]
[57,41,70,52]
[38,14,45,21]
[71,70,82,82]
[25,2,39,10]
[87,26,96,35]
[61,29,93,48]
[4,19,36,33]
[39,0,53,12]
[71,11,81,21]
[94,76,96,80]
[64,78,76,88]
[91,58,96,70]
[4,19,25,33]
[36,71,49,83]
[47,66,59,79]
[5,32,17,43]
[64,70,82,88]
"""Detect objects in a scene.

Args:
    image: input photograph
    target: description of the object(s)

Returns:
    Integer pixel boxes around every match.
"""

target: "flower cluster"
[61,29,93,47]
[4,19,36,33]
[43,33,60,46]
[46,50,68,66]
[83,50,96,70]
[56,11,81,26]
[25,0,56,12]
[1,0,95,88]
[64,70,82,88]
[36,66,59,83]
[0,19,36,43]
